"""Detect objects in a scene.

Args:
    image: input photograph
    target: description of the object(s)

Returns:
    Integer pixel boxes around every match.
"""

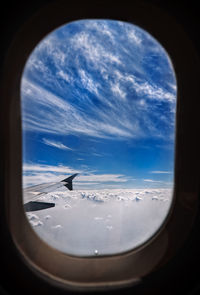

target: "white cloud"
[23,163,80,174]
[78,69,99,95]
[110,82,126,100]
[23,163,80,187]
[21,77,175,141]
[21,20,176,142]
[27,187,172,255]
[168,82,177,92]
[136,81,175,102]
[57,70,70,82]
[70,32,121,66]
[143,179,155,183]
[113,69,176,103]
[128,30,142,45]
[84,20,115,41]
[23,173,61,187]
[77,174,128,183]
[123,74,175,103]
[150,171,172,174]
[21,79,138,139]
[22,163,130,188]
[92,153,103,157]
[142,179,173,187]
[143,179,163,183]
[42,138,73,150]
[75,182,100,186]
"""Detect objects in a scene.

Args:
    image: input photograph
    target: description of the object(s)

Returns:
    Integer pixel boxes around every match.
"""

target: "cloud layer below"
[25,188,172,256]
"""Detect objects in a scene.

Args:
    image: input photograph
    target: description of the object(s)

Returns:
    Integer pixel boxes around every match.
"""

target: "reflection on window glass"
[21,19,177,256]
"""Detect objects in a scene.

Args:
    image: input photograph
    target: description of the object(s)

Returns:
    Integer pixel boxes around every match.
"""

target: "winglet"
[61,173,78,191]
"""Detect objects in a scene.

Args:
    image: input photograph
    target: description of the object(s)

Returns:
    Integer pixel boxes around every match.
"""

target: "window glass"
[21,19,176,256]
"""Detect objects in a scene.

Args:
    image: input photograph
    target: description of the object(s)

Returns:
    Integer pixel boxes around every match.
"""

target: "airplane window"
[20,19,177,256]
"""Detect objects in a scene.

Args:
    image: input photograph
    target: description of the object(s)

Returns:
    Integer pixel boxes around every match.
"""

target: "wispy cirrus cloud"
[42,138,73,150]
[21,75,174,140]
[110,82,126,100]
[23,163,80,187]
[77,174,128,183]
[143,179,172,187]
[78,69,100,95]
[113,70,176,103]
[21,78,138,139]
[23,163,130,188]
[84,21,115,41]
[21,19,176,142]
[128,29,142,45]
[70,31,122,67]
[143,179,163,183]
[23,163,80,174]
[57,70,71,83]
[150,171,172,174]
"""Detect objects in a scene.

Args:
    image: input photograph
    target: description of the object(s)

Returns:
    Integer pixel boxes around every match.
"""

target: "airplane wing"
[23,174,78,212]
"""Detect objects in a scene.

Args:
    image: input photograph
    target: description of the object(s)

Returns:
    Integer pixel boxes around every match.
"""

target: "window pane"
[21,19,176,256]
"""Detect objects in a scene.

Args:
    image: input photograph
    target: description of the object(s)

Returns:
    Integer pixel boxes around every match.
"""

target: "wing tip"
[62,173,78,183]
[62,173,78,191]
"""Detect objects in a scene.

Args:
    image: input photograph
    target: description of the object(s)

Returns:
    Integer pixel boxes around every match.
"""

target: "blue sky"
[21,19,176,189]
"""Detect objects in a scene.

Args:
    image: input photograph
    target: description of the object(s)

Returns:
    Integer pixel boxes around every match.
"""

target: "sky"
[21,19,177,189]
